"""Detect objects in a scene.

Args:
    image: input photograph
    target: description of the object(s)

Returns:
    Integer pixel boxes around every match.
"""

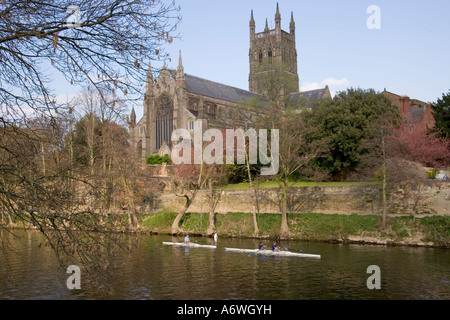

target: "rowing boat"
[225,247,321,259]
[163,242,217,249]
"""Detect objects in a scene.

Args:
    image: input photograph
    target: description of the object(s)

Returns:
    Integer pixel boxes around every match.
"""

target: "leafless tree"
[1,0,181,120]
[255,103,327,238]
[251,63,328,238]
[359,114,428,228]
[0,0,181,287]
[170,160,212,235]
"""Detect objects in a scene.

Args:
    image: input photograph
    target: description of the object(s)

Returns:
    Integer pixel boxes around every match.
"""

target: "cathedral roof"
[167,69,329,107]
[186,74,260,103]
[288,86,331,107]
[170,70,260,103]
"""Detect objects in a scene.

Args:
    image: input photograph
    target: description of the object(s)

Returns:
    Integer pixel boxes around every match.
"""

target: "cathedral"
[129,4,331,158]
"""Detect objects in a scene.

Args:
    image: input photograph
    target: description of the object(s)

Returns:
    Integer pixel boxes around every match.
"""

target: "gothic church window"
[156,95,173,150]
[206,103,217,116]
[188,118,195,130]
[188,98,198,112]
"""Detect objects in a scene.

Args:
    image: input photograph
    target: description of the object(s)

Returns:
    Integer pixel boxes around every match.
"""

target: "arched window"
[156,95,173,150]
[188,118,195,130]
[268,48,273,63]
[258,50,263,64]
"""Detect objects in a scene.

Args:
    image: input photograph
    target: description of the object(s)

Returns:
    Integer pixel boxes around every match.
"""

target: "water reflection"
[0,230,449,300]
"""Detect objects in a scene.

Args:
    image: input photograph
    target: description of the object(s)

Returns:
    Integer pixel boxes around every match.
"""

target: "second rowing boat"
[225,247,320,259]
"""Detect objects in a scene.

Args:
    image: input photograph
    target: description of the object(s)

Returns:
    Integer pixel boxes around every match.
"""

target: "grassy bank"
[140,212,450,248]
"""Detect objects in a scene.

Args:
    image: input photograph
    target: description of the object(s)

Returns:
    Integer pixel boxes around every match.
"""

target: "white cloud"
[300,82,323,92]
[322,77,349,87]
[300,77,350,97]
[55,93,79,105]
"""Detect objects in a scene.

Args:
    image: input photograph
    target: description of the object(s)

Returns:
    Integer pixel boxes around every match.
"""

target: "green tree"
[304,88,399,181]
[432,90,450,138]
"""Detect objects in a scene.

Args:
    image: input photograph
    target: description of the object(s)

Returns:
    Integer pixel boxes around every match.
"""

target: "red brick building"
[382,89,435,131]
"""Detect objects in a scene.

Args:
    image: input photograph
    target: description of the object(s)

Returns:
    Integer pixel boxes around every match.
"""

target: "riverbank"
[6,211,449,249]
[140,212,450,248]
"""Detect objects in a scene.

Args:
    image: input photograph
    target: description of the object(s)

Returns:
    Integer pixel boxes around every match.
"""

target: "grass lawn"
[216,180,378,190]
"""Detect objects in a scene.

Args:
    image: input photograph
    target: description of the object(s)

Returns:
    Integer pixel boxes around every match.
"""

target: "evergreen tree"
[304,88,399,180]
[432,90,450,138]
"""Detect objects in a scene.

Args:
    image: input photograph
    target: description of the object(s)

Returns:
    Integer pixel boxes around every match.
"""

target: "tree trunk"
[7,212,14,227]
[121,174,139,229]
[280,179,289,238]
[381,133,387,230]
[171,159,205,235]
[171,200,190,235]
[41,143,46,176]
[381,164,387,230]
[206,179,216,236]
[87,112,96,210]
[246,153,259,237]
[251,189,259,237]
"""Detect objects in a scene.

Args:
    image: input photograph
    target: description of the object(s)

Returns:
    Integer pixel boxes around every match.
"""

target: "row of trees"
[0,88,148,279]
[1,0,181,285]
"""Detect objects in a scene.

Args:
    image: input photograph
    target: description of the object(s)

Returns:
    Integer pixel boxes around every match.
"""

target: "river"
[0,229,448,300]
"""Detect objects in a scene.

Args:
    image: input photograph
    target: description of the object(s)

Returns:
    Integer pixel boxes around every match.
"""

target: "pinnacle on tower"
[130,106,136,127]
[176,50,185,80]
[264,18,269,33]
[146,58,153,85]
[144,58,153,99]
[275,2,281,28]
[250,10,256,38]
[250,9,255,28]
[290,11,295,35]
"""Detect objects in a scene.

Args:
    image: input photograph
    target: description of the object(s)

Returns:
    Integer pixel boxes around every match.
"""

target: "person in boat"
[258,242,266,250]
[184,234,190,244]
[272,241,280,251]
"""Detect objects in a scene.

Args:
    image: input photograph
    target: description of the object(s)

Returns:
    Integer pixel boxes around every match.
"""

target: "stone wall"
[152,184,381,214]
[146,182,450,215]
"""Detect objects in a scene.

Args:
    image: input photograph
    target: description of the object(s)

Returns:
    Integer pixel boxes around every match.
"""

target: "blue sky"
[54,0,450,116]
[162,0,450,101]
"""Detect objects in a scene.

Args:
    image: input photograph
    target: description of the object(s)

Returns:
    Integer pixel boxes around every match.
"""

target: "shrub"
[420,216,450,246]
[146,154,171,165]
[427,168,439,179]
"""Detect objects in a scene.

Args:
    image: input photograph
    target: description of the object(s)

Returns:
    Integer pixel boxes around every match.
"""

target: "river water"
[0,230,448,300]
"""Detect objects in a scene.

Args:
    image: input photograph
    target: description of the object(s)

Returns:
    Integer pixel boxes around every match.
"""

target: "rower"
[258,242,266,250]
[184,234,190,244]
[272,241,280,252]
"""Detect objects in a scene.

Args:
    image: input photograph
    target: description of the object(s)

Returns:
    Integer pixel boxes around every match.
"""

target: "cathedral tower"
[249,3,299,99]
